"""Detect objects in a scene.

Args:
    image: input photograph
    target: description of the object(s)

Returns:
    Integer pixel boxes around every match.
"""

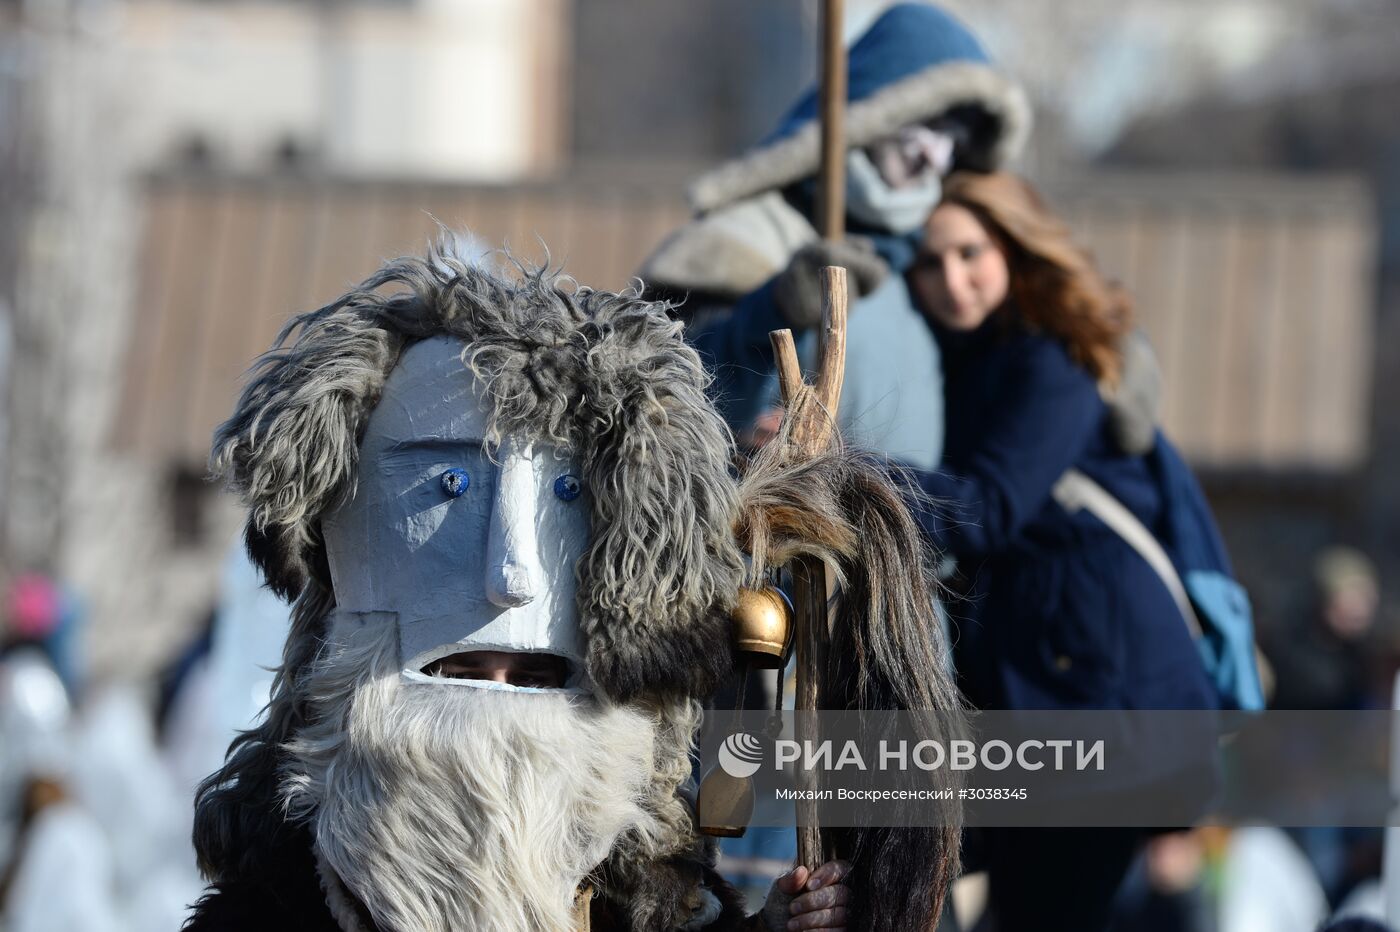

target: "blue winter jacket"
[699,274,944,468]
[902,316,1217,712]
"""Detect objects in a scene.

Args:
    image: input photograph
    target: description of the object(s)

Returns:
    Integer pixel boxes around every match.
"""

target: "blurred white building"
[118,0,568,179]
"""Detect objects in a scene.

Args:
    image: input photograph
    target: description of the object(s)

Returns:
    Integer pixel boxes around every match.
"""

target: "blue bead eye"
[553,474,582,502]
[440,468,470,498]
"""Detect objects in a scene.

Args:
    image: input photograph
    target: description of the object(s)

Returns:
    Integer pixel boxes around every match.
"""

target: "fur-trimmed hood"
[687,3,1030,214]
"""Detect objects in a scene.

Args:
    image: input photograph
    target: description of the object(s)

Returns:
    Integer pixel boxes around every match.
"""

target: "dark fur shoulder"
[701,865,758,931]
[589,865,754,932]
[184,828,342,932]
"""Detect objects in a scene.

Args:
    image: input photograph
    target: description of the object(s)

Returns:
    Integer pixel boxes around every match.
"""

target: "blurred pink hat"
[7,573,62,640]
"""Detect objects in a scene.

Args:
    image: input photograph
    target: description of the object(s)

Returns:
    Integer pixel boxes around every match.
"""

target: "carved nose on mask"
[485,444,542,608]
[486,561,537,607]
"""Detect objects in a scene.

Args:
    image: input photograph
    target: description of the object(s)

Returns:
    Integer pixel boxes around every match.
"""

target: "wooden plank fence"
[116,170,1376,473]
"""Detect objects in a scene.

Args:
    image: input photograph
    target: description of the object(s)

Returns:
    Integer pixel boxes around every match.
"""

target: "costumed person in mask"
[186,239,964,931]
[641,2,1030,467]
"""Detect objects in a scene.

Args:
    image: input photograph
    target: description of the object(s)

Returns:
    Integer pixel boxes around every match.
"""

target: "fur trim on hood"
[687,3,1031,214]
[689,60,1030,214]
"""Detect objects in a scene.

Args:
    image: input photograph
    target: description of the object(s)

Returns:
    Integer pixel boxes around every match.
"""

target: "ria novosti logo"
[718,732,764,778]
[715,731,1105,774]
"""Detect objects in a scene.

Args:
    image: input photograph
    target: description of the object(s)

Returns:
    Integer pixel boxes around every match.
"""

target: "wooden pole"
[769,266,848,869]
[769,0,848,872]
[817,0,847,241]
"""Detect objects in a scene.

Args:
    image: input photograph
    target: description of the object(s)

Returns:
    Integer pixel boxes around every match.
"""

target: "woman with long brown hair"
[899,172,1216,930]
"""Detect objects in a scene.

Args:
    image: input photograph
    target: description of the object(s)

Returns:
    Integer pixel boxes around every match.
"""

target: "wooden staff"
[699,0,848,861]
[769,265,847,872]
[767,0,848,872]
[817,0,848,241]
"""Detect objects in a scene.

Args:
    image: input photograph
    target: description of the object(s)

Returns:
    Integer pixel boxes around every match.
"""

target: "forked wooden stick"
[768,265,848,869]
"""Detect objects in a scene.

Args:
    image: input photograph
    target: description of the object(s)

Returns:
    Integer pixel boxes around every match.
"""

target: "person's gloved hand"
[772,239,888,331]
[760,860,852,931]
[1106,328,1162,456]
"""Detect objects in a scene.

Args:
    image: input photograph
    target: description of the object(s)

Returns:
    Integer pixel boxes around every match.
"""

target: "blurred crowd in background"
[0,540,1392,930]
[1,548,285,931]
[1,0,1399,929]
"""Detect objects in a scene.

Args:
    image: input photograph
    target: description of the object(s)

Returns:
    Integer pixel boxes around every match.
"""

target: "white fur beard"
[281,617,665,932]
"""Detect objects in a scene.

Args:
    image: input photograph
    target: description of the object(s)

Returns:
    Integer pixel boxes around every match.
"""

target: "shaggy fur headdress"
[211,247,746,704]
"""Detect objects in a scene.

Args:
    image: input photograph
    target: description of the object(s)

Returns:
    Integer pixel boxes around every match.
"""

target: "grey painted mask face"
[322,336,592,693]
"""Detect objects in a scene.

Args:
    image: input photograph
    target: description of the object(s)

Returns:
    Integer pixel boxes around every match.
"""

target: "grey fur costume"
[189,243,963,931]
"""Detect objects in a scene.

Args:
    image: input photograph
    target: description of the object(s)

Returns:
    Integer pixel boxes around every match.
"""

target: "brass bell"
[730,586,793,670]
[696,763,755,838]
